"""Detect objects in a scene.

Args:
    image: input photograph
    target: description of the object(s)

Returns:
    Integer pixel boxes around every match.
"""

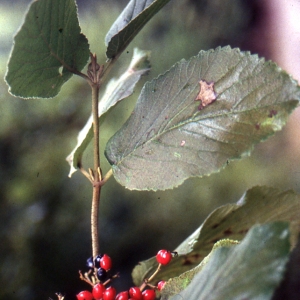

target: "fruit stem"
[79,270,94,287]
[147,263,162,282]
[140,263,162,291]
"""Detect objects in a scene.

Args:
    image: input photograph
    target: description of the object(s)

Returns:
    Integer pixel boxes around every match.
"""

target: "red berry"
[92,283,105,299]
[103,286,117,300]
[76,290,93,300]
[116,291,129,300]
[157,280,166,291]
[156,250,172,265]
[142,289,156,300]
[129,286,143,299]
[100,254,112,271]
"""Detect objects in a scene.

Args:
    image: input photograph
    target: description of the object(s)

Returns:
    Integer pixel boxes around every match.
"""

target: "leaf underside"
[5,0,89,98]
[167,222,290,300]
[105,0,171,59]
[132,186,300,286]
[105,46,300,191]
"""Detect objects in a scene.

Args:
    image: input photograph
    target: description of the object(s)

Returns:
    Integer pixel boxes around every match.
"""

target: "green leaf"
[5,0,89,99]
[105,0,171,59]
[66,48,151,176]
[105,47,300,191]
[161,239,240,297]
[132,186,300,286]
[166,222,290,300]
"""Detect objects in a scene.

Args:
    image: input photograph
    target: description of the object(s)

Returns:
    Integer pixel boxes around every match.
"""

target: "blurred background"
[1,0,300,299]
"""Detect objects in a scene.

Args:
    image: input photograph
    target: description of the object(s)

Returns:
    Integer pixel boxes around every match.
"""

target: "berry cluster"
[86,254,113,282]
[77,286,157,300]
[73,249,175,300]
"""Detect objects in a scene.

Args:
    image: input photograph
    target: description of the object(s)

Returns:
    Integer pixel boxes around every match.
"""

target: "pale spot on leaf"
[195,80,217,110]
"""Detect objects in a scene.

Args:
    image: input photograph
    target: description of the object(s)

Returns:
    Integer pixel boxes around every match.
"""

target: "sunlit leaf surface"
[105,47,300,190]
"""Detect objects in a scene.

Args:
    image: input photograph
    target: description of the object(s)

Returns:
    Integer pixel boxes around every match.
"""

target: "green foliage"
[2,0,300,299]
[5,0,89,98]
[105,47,300,190]
[105,0,171,59]
[166,222,290,300]
[132,186,300,285]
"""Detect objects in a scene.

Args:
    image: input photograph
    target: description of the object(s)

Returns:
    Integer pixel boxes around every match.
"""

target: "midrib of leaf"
[114,19,145,54]
[107,0,170,58]
[114,97,291,167]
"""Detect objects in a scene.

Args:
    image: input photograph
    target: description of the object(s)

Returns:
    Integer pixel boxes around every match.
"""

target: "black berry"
[97,267,107,281]
[94,254,103,268]
[86,256,94,269]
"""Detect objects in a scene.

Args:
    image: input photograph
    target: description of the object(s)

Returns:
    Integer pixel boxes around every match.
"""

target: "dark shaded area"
[272,234,300,300]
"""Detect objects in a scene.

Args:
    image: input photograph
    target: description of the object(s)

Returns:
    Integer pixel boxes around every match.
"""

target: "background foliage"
[1,0,300,299]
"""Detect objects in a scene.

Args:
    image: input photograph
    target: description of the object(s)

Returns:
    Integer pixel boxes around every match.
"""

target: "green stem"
[91,82,101,258]
[86,54,115,258]
[92,84,100,178]
[87,53,104,258]
[101,168,113,185]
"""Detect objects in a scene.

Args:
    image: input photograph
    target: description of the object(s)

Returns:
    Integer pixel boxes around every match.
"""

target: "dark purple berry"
[97,267,107,281]
[86,256,94,269]
[94,254,103,268]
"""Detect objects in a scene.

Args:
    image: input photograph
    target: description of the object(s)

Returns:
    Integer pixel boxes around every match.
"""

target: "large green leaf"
[132,186,300,286]
[5,0,89,98]
[105,0,171,59]
[66,48,151,176]
[166,222,290,300]
[105,47,300,191]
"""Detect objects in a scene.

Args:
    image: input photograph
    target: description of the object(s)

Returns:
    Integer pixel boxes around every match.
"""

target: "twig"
[88,53,104,258]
